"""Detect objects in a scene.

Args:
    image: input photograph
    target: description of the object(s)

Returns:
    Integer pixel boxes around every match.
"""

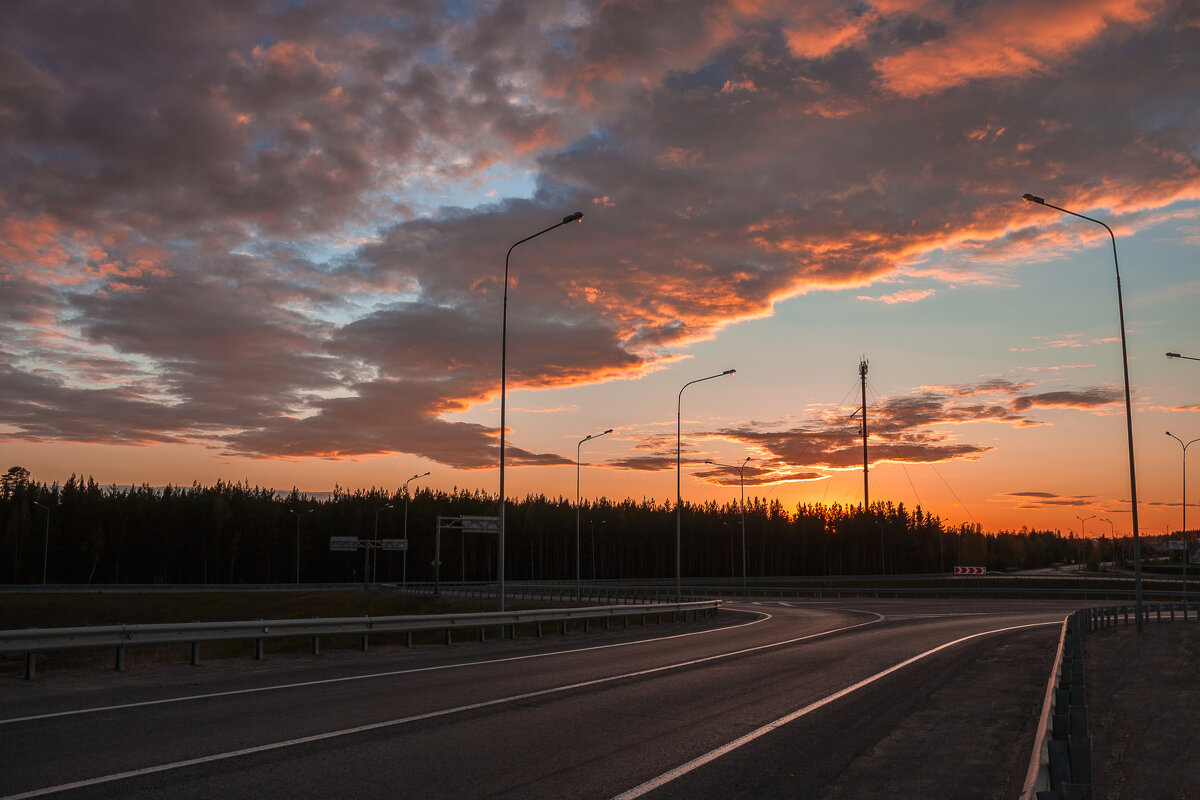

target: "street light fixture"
[368,504,393,588]
[706,457,751,589]
[1023,192,1145,630]
[1100,517,1116,568]
[1166,432,1198,598]
[1166,352,1199,362]
[576,429,613,602]
[402,472,430,590]
[1074,514,1096,569]
[289,508,313,584]
[32,501,50,585]
[676,369,736,599]
[499,211,584,611]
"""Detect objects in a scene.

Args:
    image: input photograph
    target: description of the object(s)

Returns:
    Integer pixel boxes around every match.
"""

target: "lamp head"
[563,211,584,224]
[1166,352,1180,359]
[1022,193,1045,205]
[722,368,736,376]
[603,428,613,435]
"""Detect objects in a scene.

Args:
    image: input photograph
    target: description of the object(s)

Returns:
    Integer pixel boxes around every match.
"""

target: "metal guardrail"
[1022,601,1197,799]
[0,599,721,680]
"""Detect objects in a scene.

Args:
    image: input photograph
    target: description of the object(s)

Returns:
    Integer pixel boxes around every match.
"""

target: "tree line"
[1,466,1096,585]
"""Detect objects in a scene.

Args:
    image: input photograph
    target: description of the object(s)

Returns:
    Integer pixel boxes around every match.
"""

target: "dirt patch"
[1086,622,1200,800]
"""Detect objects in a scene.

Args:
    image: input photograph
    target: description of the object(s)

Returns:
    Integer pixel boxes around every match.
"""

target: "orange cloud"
[875,0,1166,97]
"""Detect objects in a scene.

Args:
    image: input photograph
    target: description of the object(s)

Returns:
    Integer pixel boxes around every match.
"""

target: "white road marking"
[2,609,778,726]
[0,615,880,799]
[609,618,1064,800]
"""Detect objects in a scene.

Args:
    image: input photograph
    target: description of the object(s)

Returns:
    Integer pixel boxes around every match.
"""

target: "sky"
[2,0,1198,538]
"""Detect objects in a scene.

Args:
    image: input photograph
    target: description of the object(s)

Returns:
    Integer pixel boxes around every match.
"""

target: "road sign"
[380,538,408,551]
[1170,540,1186,551]
[329,536,359,552]
[460,515,500,533]
[953,566,986,575]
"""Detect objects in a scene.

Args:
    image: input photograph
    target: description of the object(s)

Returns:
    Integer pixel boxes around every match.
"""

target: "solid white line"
[0,614,879,799]
[609,619,1062,800]
[1,609,778,726]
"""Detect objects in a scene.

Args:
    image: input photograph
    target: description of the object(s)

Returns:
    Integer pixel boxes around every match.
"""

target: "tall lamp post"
[499,211,584,611]
[1166,432,1198,597]
[706,457,751,589]
[32,501,50,585]
[1023,193,1145,631]
[1100,517,1116,568]
[676,369,736,599]
[576,429,613,602]
[289,508,312,584]
[1074,514,1096,569]
[401,472,429,590]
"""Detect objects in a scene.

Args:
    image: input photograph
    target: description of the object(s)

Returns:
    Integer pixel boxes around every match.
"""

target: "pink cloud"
[856,288,936,304]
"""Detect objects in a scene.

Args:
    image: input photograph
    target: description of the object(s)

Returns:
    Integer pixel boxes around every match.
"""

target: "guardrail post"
[255,638,264,660]
[535,622,542,638]
[361,633,369,652]
[312,635,321,655]
[583,618,590,633]
[479,626,486,642]
[116,645,126,671]
[444,628,452,645]
[24,652,35,680]
[561,620,568,635]
[191,642,200,666]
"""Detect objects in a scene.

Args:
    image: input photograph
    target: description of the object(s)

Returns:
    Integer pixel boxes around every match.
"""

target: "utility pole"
[859,357,869,511]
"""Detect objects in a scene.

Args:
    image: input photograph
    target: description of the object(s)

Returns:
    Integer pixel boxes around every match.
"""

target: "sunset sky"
[2,0,1198,538]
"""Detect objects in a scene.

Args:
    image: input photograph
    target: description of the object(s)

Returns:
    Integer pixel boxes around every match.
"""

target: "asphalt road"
[0,598,1082,799]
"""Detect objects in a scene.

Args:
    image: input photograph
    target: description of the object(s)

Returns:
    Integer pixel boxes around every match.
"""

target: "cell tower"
[859,357,869,511]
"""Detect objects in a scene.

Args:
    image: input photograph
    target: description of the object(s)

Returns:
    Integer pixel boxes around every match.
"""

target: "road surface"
[0,598,1080,799]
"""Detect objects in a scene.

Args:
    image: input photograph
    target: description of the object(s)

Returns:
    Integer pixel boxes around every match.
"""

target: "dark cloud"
[999,491,1102,509]
[1,0,1196,477]
[1011,388,1124,412]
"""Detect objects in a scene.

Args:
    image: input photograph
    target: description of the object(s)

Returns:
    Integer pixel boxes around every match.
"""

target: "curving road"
[0,598,1081,799]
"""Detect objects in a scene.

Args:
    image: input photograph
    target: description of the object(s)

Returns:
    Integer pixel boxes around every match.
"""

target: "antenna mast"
[859,356,869,511]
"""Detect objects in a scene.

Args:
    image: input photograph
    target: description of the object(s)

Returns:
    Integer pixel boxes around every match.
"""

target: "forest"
[1,466,1099,585]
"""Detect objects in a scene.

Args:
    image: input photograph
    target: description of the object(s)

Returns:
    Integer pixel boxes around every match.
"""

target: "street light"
[1166,432,1198,597]
[402,472,430,590]
[369,504,393,587]
[32,501,50,585]
[1166,352,1200,362]
[676,369,736,599]
[706,457,751,589]
[1023,192,1145,630]
[1100,517,1116,569]
[289,508,312,584]
[1074,514,1096,569]
[499,211,584,611]
[576,429,613,602]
